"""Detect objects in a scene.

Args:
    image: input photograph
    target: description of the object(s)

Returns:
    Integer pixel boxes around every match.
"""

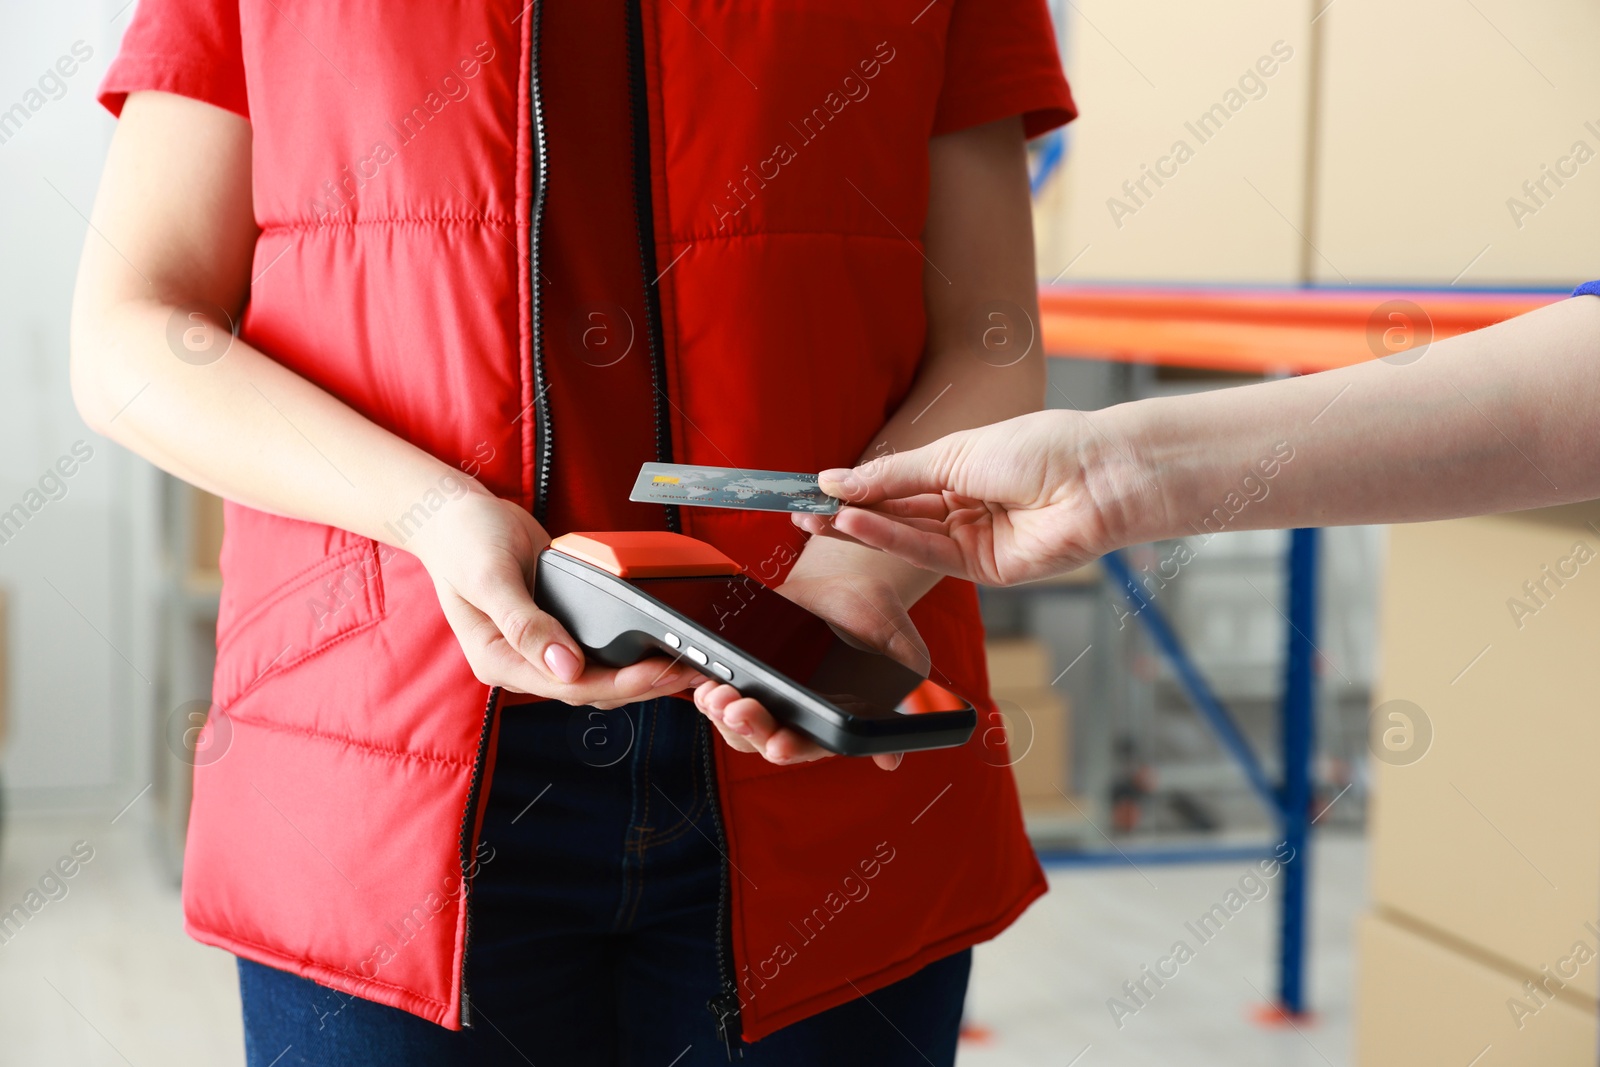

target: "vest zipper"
[456,684,501,1027]
[625,0,682,536]
[462,0,715,1040]
[699,716,743,1057]
[624,0,736,1051]
[529,0,554,526]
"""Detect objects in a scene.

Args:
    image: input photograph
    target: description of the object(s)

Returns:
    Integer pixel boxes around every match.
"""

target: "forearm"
[72,298,483,553]
[1095,295,1600,545]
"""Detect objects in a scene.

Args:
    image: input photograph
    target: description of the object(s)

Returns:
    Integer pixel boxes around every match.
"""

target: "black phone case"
[532,550,976,756]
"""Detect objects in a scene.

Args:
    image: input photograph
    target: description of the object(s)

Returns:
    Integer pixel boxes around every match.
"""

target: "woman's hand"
[410,488,704,709]
[795,410,1142,586]
[693,571,928,772]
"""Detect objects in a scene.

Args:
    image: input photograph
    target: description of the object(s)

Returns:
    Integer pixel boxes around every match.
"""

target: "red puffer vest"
[178,0,1054,1043]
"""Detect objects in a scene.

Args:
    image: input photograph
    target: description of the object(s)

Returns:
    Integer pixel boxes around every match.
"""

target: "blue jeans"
[238,699,971,1065]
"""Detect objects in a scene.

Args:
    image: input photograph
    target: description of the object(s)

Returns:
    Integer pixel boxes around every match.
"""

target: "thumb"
[470,554,586,684]
[819,437,961,506]
[877,600,931,675]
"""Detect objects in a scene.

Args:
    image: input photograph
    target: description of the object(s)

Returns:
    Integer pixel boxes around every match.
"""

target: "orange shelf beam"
[1038,286,1565,376]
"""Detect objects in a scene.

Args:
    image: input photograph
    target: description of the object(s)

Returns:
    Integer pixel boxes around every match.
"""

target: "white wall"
[0,1,157,812]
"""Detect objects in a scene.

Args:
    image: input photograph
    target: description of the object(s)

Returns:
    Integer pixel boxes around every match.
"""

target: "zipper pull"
[707,989,742,1060]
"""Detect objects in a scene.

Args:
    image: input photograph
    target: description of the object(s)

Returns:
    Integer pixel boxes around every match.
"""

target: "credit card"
[630,462,842,515]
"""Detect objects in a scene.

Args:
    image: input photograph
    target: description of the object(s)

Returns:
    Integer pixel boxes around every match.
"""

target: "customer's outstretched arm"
[798,294,1600,585]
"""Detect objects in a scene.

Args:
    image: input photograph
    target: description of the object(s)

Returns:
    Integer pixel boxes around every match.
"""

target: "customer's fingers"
[830,507,972,578]
[869,493,960,520]
[818,437,960,506]
[790,512,865,543]
[791,498,950,542]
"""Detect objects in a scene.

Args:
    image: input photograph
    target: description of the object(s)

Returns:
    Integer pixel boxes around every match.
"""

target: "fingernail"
[819,468,858,495]
[543,644,580,683]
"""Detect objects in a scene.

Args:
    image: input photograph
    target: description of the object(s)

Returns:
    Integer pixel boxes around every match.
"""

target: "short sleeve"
[98,0,248,120]
[932,0,1076,139]
[1573,280,1600,298]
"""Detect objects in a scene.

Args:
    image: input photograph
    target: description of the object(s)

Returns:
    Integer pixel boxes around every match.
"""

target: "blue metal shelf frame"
[1040,528,1321,1017]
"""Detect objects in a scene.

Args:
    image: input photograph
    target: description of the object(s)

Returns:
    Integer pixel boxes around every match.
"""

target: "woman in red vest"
[74,2,1073,1063]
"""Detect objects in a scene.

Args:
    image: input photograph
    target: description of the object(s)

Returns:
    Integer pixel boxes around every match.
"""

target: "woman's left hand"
[692,571,929,772]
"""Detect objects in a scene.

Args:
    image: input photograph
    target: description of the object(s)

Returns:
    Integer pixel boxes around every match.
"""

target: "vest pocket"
[212,541,388,710]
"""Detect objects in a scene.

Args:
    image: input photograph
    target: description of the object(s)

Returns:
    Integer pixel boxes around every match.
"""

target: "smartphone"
[533,547,976,756]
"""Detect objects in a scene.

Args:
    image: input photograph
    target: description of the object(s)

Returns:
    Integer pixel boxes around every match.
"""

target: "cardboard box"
[1055,0,1313,284]
[1356,912,1596,1066]
[985,638,1052,691]
[1314,0,1600,285]
[991,687,1071,801]
[1369,505,1600,1000]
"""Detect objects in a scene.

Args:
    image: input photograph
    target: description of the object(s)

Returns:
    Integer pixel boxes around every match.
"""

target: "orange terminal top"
[899,680,965,714]
[549,531,743,579]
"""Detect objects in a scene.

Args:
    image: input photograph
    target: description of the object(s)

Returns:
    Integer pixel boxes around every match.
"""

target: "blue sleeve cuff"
[1573,280,1600,297]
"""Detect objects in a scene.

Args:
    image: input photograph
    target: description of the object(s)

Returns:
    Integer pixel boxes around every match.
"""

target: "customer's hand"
[410,489,704,708]
[693,570,928,772]
[795,410,1130,586]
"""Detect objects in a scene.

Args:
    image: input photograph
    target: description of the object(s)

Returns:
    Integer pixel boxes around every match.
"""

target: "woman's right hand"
[410,487,704,708]
[796,409,1150,586]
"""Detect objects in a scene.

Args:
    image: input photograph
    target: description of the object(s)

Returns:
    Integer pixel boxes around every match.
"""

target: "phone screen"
[628,573,924,715]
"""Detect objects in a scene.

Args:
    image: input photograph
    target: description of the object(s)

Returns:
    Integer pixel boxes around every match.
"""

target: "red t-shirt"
[534,0,669,536]
[101,1,1075,535]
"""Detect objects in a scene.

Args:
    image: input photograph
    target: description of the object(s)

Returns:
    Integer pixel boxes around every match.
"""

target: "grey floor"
[0,811,1363,1066]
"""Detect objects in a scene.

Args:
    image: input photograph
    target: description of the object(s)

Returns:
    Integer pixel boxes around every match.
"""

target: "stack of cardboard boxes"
[1359,505,1600,1065]
[985,637,1072,813]
[1053,1,1600,291]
